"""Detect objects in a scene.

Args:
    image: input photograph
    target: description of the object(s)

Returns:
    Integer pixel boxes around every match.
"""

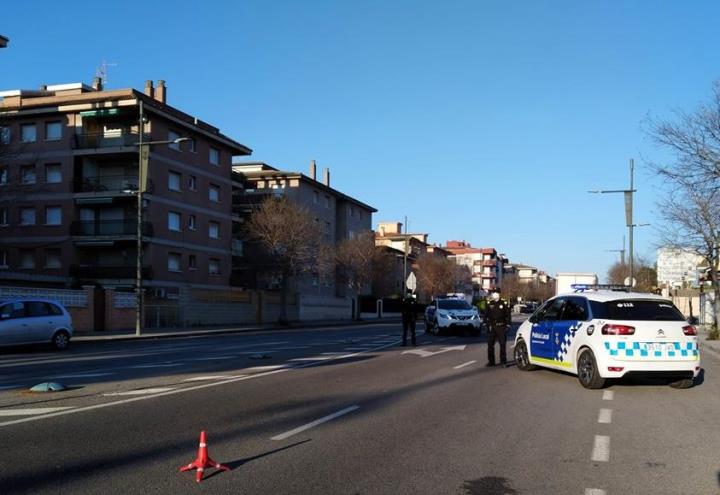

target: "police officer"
[484,290,511,367]
[401,293,417,346]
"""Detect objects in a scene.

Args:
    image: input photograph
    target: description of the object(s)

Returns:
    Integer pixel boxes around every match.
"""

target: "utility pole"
[403,215,408,295]
[605,235,626,266]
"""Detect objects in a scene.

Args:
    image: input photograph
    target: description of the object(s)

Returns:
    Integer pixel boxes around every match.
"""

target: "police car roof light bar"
[571,284,631,293]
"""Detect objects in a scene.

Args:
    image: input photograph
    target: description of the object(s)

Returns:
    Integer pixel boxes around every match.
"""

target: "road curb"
[72,318,403,345]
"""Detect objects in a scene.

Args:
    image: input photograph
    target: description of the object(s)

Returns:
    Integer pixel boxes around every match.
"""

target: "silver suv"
[0,299,74,350]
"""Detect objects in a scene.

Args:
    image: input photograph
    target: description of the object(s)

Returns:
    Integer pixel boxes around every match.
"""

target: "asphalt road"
[1,319,719,494]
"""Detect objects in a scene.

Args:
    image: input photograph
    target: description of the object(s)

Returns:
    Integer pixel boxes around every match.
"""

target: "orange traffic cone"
[179,430,229,482]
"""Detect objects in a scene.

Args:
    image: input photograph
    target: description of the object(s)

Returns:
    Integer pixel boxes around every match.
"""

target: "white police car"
[513,287,700,389]
[425,297,481,336]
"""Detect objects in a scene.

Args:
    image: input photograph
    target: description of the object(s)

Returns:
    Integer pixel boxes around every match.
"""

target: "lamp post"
[133,100,189,335]
[589,159,637,287]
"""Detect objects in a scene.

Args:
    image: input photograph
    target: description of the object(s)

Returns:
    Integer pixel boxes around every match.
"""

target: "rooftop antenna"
[95,60,118,85]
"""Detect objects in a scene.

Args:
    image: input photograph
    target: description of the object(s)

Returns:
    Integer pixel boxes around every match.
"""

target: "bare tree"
[414,252,467,300]
[646,82,720,326]
[335,231,376,294]
[370,247,399,298]
[607,259,657,293]
[245,196,324,323]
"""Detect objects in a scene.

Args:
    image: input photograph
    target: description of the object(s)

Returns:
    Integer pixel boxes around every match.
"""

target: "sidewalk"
[698,325,720,359]
[72,317,402,344]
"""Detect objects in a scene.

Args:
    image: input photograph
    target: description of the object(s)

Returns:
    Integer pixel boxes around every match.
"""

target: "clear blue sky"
[3,1,719,280]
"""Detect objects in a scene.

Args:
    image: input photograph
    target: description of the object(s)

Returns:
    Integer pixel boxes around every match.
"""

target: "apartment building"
[657,247,704,288]
[231,160,376,296]
[444,240,504,292]
[0,79,251,292]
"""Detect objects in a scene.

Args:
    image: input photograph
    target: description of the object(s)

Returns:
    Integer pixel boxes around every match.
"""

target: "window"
[561,297,588,321]
[188,138,196,152]
[168,130,181,150]
[0,166,7,185]
[189,254,197,270]
[21,123,36,143]
[0,126,9,144]
[19,249,35,269]
[19,207,35,225]
[209,147,220,166]
[168,211,181,231]
[188,215,197,231]
[188,175,197,191]
[208,258,220,275]
[0,301,24,318]
[45,206,62,225]
[0,248,7,267]
[324,221,331,235]
[21,165,36,185]
[168,252,182,272]
[168,171,182,191]
[209,184,220,202]
[209,221,220,239]
[313,191,319,204]
[26,301,52,317]
[0,207,7,225]
[45,248,61,268]
[324,195,330,208]
[45,121,62,141]
[45,164,62,183]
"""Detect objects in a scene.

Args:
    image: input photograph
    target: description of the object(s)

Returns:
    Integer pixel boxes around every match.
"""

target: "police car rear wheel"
[577,349,605,389]
[514,340,535,371]
[669,378,694,389]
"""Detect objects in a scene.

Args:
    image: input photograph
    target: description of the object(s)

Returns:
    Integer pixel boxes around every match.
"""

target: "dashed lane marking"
[585,489,607,495]
[591,435,610,462]
[271,405,360,441]
[103,388,175,396]
[602,390,614,401]
[321,352,350,356]
[243,365,289,372]
[183,375,243,382]
[453,360,477,370]
[0,407,74,416]
[598,408,613,424]
[289,356,337,362]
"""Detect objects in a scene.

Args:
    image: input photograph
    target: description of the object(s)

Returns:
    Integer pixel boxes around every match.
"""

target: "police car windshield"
[438,299,471,310]
[590,299,685,321]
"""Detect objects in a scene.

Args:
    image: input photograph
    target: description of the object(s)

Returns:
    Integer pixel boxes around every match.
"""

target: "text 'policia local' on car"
[513,285,700,389]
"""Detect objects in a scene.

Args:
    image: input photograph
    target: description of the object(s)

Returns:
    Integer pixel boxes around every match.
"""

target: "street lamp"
[589,159,638,287]
[132,99,189,335]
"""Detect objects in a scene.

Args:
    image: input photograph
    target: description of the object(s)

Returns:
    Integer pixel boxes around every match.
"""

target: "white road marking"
[103,388,175,396]
[289,356,336,362]
[0,337,400,429]
[321,352,350,356]
[453,360,477,370]
[129,363,182,369]
[0,407,73,416]
[243,365,289,372]
[51,373,115,378]
[598,408,613,424]
[602,390,614,401]
[183,375,239,382]
[591,435,610,462]
[271,405,360,441]
[188,356,234,361]
[402,345,466,358]
[585,489,607,495]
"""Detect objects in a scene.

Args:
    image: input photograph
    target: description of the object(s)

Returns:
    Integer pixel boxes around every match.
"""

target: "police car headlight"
[587,325,595,336]
[471,314,479,320]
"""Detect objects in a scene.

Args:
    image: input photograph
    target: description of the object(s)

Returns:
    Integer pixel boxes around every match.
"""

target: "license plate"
[645,343,675,352]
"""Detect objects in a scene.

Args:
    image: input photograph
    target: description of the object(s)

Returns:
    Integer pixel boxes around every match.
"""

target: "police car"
[513,286,700,389]
[425,295,482,336]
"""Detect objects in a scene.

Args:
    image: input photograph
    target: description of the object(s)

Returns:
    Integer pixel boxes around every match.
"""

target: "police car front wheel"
[513,340,536,371]
[577,348,606,389]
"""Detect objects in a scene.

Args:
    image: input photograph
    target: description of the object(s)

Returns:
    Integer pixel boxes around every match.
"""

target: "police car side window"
[540,298,565,321]
[560,297,588,321]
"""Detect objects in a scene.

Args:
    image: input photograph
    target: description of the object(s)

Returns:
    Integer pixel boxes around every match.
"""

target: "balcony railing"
[73,175,154,194]
[70,264,153,280]
[74,131,150,149]
[70,220,153,237]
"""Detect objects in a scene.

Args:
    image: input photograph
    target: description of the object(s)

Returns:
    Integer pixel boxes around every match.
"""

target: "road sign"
[406,272,417,292]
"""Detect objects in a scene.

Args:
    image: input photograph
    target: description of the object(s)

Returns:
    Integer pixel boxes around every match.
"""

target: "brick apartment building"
[0,79,251,294]
[231,161,376,298]
[444,241,505,292]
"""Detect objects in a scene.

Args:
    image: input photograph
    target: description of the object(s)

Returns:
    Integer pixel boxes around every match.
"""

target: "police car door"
[530,298,565,361]
[552,296,588,367]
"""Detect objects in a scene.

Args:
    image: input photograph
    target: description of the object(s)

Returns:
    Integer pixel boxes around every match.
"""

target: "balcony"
[73,175,154,195]
[70,264,153,280]
[70,220,153,237]
[74,131,149,150]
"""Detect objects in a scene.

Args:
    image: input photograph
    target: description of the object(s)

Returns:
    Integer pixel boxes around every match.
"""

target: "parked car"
[513,289,699,389]
[425,297,482,336]
[0,299,74,350]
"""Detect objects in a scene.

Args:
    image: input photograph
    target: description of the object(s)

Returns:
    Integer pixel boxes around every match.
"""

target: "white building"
[656,247,704,288]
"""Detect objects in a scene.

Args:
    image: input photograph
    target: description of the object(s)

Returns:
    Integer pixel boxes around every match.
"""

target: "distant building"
[374,221,429,296]
[443,240,504,292]
[657,247,703,288]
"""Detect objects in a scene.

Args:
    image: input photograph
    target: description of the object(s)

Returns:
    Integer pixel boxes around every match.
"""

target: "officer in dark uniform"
[484,290,511,367]
[401,294,417,346]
